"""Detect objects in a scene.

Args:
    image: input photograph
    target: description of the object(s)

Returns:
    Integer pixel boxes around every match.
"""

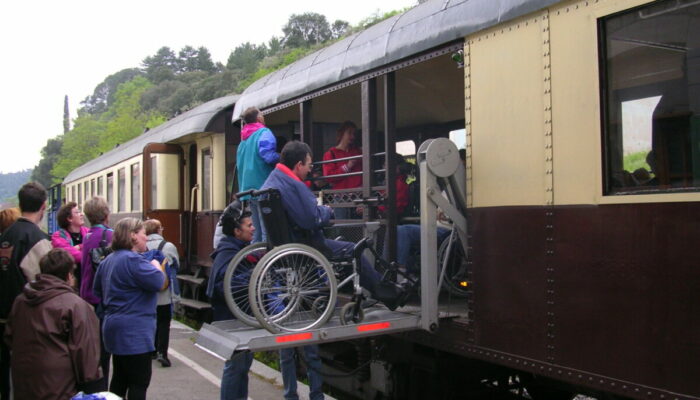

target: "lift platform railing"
[195,138,467,356]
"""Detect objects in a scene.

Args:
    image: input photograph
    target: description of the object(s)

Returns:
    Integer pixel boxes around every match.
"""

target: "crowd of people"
[0,105,442,400]
[0,183,178,400]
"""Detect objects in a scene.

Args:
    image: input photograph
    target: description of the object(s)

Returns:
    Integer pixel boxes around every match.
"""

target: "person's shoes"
[373,281,408,311]
[157,353,171,367]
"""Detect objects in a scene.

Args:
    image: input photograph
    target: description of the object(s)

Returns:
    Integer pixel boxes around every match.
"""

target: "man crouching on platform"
[260,140,404,310]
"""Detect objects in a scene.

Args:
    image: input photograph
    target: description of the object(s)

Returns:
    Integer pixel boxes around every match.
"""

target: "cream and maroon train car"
[230,0,698,398]
[63,95,240,305]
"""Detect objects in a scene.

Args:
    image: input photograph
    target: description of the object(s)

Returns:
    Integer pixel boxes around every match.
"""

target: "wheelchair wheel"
[249,243,337,333]
[223,242,267,328]
[339,302,364,325]
[437,234,470,297]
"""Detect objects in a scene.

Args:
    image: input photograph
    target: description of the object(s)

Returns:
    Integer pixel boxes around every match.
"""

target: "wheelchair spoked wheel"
[437,234,470,297]
[223,242,267,328]
[249,243,338,333]
[339,302,364,325]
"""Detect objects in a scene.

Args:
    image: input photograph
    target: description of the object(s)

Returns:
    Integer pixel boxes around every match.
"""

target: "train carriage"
[222,0,700,399]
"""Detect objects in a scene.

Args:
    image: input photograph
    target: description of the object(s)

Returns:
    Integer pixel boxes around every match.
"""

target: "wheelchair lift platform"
[197,306,458,360]
[196,138,468,361]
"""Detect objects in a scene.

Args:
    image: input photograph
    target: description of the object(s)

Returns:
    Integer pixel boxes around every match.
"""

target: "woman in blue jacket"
[93,218,167,400]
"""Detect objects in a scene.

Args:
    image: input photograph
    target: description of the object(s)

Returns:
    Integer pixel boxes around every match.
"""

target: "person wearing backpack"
[143,219,180,368]
[79,196,113,391]
[0,182,52,400]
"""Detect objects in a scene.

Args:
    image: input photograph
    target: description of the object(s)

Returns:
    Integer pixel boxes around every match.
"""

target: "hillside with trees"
[0,169,32,206]
[31,8,411,188]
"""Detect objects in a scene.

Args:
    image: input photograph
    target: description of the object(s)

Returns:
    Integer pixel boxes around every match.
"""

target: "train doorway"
[143,143,185,255]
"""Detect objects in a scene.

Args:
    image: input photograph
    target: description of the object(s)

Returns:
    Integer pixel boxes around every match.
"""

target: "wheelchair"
[223,188,409,334]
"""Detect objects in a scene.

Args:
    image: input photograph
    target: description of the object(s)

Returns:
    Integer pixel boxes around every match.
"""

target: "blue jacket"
[261,165,334,245]
[93,250,164,355]
[208,235,249,322]
[236,127,279,197]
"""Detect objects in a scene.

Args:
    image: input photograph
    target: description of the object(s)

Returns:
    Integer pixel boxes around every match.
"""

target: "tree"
[331,20,350,39]
[80,68,142,114]
[227,42,267,75]
[31,136,64,186]
[63,95,70,133]
[194,47,217,73]
[267,37,282,56]
[142,47,178,82]
[177,45,199,73]
[282,13,332,48]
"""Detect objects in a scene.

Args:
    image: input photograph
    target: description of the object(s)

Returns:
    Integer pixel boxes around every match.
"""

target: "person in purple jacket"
[80,196,113,391]
[93,218,167,400]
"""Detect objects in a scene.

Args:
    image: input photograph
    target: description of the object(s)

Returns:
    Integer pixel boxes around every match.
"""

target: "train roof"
[63,94,239,184]
[232,0,560,120]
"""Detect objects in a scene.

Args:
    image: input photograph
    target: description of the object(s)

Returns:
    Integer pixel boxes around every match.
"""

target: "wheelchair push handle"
[235,188,280,199]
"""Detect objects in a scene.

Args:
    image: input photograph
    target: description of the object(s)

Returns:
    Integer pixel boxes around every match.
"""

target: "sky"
[0,0,417,174]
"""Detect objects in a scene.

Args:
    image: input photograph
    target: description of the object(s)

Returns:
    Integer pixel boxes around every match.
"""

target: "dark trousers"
[0,324,9,400]
[110,352,152,400]
[155,304,171,355]
[94,305,111,392]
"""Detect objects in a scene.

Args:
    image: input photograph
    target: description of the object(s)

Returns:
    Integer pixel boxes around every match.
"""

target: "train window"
[71,186,75,203]
[84,182,89,203]
[118,168,126,212]
[90,179,95,198]
[151,156,157,210]
[106,173,114,208]
[97,176,103,196]
[202,148,212,210]
[131,163,140,211]
[601,0,700,194]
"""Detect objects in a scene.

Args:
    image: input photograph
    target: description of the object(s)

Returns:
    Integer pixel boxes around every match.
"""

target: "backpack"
[89,229,113,272]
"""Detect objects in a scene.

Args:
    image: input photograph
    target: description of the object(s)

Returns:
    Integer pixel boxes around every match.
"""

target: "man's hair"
[111,217,143,251]
[280,141,312,170]
[0,207,20,233]
[242,107,261,124]
[83,196,110,225]
[39,248,75,281]
[221,201,252,236]
[56,202,78,230]
[143,219,162,235]
[18,182,47,213]
[335,121,357,145]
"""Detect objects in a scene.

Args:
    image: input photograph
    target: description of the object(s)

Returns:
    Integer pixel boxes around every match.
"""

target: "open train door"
[143,143,185,256]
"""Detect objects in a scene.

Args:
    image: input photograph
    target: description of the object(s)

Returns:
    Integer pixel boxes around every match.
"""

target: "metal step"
[177,274,205,286]
[179,298,212,310]
[195,306,446,360]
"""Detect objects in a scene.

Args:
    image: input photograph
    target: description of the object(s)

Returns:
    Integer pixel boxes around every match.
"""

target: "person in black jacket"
[0,182,52,400]
[207,202,257,400]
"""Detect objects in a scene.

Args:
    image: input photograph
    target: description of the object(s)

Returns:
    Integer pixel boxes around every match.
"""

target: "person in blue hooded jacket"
[236,107,279,243]
[207,202,256,400]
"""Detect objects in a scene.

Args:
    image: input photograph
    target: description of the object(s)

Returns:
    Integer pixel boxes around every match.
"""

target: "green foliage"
[623,151,652,173]
[282,13,334,48]
[31,136,64,186]
[39,6,412,183]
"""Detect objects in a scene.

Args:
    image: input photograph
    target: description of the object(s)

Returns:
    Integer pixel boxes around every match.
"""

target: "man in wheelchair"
[260,141,406,311]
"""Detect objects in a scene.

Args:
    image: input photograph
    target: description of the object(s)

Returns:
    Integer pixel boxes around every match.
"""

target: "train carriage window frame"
[118,168,126,212]
[106,173,114,209]
[201,148,212,211]
[131,163,141,212]
[599,0,700,195]
[97,176,103,196]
